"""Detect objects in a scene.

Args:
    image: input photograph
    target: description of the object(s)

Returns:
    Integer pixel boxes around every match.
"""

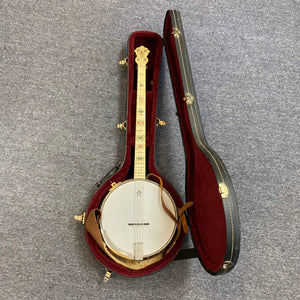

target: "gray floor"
[1,1,299,299]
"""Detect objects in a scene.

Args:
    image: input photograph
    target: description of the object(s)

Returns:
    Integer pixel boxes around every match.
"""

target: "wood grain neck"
[134,46,149,179]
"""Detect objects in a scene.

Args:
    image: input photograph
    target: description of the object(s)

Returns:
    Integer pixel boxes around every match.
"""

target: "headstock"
[134,46,150,66]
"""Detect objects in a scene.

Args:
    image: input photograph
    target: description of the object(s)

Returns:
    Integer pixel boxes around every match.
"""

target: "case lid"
[164,10,240,274]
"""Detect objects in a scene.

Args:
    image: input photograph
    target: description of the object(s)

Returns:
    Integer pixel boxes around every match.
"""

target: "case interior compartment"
[85,31,185,277]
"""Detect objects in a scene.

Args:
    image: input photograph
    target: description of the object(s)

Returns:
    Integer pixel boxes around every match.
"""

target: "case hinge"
[172,28,181,38]
[183,93,194,105]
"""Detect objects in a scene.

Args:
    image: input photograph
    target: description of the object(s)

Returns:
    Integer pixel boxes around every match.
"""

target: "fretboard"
[134,64,146,179]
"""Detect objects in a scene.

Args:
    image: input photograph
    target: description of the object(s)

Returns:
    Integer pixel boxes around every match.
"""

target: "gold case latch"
[117,120,126,131]
[119,57,128,66]
[103,269,112,282]
[156,117,167,127]
[74,212,86,224]
[219,183,229,199]
[222,261,234,272]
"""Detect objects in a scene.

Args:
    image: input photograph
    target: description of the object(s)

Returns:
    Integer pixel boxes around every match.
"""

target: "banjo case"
[82,10,240,278]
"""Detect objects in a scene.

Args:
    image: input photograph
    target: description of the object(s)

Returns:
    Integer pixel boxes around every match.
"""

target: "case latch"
[119,57,128,66]
[103,269,112,282]
[156,117,167,127]
[222,261,234,273]
[219,183,229,198]
[183,93,194,105]
[74,213,86,225]
[116,120,126,130]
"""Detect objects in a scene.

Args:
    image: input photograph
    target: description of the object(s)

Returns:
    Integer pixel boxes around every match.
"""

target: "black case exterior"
[164,10,240,274]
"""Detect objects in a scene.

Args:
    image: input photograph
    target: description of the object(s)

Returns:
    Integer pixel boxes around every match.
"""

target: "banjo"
[99,46,178,261]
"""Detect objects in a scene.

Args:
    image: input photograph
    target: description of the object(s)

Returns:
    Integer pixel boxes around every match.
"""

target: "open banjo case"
[78,10,240,279]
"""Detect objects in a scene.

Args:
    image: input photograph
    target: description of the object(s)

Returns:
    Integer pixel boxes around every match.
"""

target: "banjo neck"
[134,46,150,180]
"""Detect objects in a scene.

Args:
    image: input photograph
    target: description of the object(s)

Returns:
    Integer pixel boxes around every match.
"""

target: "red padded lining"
[164,12,227,273]
[85,31,185,277]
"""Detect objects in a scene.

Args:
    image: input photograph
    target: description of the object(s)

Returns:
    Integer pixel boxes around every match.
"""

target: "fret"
[133,46,149,180]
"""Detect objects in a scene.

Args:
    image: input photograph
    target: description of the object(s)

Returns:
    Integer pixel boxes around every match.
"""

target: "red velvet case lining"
[85,31,185,277]
[164,13,227,273]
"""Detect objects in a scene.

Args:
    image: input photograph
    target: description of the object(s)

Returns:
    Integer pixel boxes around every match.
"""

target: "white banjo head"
[99,179,177,260]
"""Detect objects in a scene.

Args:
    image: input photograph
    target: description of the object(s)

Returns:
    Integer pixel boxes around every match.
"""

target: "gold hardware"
[219,183,229,198]
[109,181,121,191]
[156,118,167,127]
[103,269,112,282]
[172,28,181,38]
[222,261,234,271]
[74,212,86,224]
[183,93,194,105]
[116,120,126,130]
[119,57,128,66]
